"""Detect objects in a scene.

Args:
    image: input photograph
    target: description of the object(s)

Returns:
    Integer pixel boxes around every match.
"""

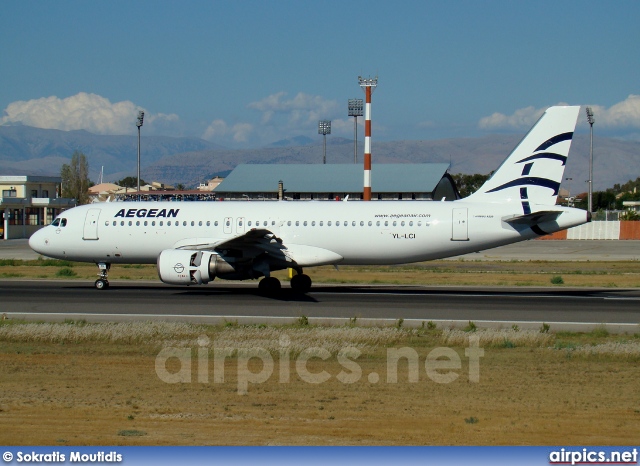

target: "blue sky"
[1,0,639,148]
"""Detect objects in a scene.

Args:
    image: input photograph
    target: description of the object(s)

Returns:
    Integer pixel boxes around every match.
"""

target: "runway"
[1,280,639,332]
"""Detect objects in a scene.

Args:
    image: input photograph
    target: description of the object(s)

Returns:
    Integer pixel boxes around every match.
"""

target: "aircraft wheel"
[290,273,312,293]
[258,277,281,295]
[95,279,109,290]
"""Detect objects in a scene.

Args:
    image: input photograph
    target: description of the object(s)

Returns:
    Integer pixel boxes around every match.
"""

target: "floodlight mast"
[318,120,331,164]
[359,76,377,201]
[585,107,594,213]
[348,98,363,164]
[136,111,145,198]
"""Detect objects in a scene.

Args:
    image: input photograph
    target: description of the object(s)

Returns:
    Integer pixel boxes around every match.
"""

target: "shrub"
[56,267,77,277]
[550,276,564,285]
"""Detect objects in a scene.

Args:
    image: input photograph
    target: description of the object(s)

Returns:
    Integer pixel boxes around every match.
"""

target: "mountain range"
[1,124,638,193]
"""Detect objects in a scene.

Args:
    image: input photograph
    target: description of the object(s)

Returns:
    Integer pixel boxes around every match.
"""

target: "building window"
[2,190,17,198]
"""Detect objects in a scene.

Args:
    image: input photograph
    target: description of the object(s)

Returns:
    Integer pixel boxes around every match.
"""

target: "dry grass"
[1,321,639,445]
[1,258,640,287]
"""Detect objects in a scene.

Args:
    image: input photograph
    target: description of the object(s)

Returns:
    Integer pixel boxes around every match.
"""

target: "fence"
[539,221,640,240]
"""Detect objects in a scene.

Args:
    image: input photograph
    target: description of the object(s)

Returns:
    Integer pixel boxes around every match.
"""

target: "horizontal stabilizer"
[503,210,561,226]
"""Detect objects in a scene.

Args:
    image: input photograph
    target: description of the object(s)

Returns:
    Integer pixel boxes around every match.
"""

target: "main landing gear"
[290,272,312,293]
[257,270,312,295]
[95,262,110,290]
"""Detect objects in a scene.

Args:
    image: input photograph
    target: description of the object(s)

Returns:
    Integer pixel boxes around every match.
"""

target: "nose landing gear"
[95,262,110,289]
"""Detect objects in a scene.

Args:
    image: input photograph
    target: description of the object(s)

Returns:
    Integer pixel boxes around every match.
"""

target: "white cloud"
[202,119,253,143]
[478,106,546,131]
[590,94,640,128]
[0,92,179,135]
[248,91,340,128]
[202,91,346,146]
[478,95,640,132]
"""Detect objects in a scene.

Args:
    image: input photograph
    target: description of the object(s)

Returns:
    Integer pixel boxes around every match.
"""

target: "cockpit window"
[51,218,60,227]
[60,218,68,227]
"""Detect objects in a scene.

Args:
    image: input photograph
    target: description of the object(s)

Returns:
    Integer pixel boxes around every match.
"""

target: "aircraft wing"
[503,210,562,226]
[173,228,342,267]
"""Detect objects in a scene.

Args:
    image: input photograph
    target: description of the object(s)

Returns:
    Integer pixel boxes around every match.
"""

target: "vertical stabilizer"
[465,106,580,209]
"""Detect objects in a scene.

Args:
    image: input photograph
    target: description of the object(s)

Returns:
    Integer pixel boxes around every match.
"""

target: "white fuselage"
[28,199,588,266]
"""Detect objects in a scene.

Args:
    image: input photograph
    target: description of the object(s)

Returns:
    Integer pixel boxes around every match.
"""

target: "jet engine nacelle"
[157,249,240,285]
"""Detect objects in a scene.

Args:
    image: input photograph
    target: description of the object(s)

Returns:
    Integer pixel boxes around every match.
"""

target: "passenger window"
[417,221,422,227]
[112,221,116,226]
[120,221,124,226]
[214,221,219,227]
[191,221,195,226]
[128,221,132,226]
[136,221,140,226]
[328,221,332,226]
[303,221,307,226]
[311,221,315,226]
[287,221,291,226]
[199,221,203,226]
[144,221,148,226]
[401,221,405,227]
[295,221,299,227]
[393,221,397,227]
[360,221,364,226]
[320,221,324,226]
[183,221,187,226]
[376,221,380,227]
[384,221,388,227]
[105,221,109,226]
[206,221,210,227]
[159,221,163,226]
[248,221,252,227]
[352,221,356,226]
[368,221,372,226]
[152,221,156,226]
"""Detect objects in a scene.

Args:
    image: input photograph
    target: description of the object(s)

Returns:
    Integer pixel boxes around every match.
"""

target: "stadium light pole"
[318,120,331,164]
[586,107,594,213]
[348,99,363,164]
[136,111,145,199]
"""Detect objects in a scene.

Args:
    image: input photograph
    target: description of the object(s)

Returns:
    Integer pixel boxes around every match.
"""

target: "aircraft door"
[451,208,468,241]
[83,208,101,240]
[223,217,232,235]
[236,217,246,234]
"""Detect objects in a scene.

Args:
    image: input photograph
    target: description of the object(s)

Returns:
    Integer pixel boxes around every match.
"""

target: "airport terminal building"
[0,176,76,240]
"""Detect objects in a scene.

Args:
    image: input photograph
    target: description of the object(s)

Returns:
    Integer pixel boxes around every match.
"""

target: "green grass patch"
[55,267,77,277]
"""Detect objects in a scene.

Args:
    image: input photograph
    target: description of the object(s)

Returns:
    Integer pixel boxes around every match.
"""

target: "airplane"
[29,105,589,292]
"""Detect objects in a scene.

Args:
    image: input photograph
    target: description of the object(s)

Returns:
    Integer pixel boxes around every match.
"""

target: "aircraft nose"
[28,228,47,254]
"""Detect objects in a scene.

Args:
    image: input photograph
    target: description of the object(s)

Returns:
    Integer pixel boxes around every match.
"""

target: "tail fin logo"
[486,131,574,196]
